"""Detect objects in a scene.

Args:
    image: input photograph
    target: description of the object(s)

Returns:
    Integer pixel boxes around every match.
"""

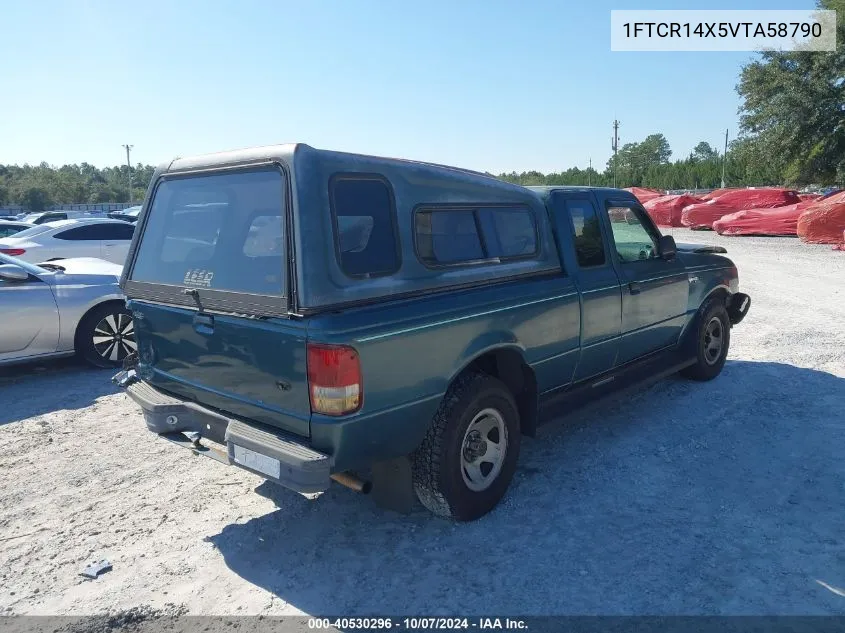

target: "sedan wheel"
[76,303,136,368]
[92,312,136,364]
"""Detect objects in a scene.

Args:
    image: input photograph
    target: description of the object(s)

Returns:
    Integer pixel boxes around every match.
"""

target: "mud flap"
[372,456,416,514]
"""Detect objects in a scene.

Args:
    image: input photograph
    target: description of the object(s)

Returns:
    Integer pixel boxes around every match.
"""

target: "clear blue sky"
[0,0,813,174]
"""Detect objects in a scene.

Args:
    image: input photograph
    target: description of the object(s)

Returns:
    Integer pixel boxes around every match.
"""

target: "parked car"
[0,221,35,239]
[0,215,22,221]
[0,218,135,265]
[108,206,142,222]
[0,253,134,367]
[20,211,69,224]
[113,144,751,521]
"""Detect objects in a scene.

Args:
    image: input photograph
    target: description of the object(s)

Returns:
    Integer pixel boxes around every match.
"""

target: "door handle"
[628,281,641,295]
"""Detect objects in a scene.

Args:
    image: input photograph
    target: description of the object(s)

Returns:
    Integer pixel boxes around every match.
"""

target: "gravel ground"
[0,229,843,616]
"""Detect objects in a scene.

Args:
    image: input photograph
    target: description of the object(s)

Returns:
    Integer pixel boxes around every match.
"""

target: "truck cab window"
[607,206,659,262]
[566,200,606,267]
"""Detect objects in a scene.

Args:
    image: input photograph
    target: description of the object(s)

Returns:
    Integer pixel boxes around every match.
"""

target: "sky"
[0,0,816,174]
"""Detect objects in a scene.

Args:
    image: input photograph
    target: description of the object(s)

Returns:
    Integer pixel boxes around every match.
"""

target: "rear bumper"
[113,370,331,494]
[727,292,751,325]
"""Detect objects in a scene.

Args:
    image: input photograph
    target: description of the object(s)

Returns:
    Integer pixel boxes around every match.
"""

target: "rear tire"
[411,372,521,521]
[680,298,730,381]
[75,302,136,368]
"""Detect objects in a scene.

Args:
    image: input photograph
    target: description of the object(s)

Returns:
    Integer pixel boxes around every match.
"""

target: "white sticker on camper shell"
[183,269,215,287]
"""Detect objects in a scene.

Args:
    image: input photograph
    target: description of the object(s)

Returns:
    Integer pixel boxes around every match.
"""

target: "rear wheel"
[412,372,521,521]
[75,303,136,368]
[680,298,730,381]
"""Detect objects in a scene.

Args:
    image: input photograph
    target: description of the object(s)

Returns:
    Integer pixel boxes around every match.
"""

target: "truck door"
[600,200,688,365]
[548,191,622,382]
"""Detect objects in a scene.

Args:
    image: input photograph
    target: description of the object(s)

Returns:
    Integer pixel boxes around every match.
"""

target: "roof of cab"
[160,143,524,194]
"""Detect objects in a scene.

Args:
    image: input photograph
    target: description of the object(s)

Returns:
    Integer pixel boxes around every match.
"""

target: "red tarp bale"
[700,188,740,201]
[624,187,664,204]
[711,188,801,210]
[713,201,813,236]
[644,194,704,227]
[797,199,845,244]
[681,199,740,229]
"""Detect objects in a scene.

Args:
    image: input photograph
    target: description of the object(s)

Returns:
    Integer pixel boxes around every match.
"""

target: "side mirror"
[0,264,30,282]
[658,235,677,261]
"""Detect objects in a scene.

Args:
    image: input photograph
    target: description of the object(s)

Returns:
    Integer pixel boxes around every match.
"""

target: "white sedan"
[0,218,136,265]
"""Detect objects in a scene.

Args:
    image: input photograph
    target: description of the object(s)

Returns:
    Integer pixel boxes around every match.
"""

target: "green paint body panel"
[121,146,748,475]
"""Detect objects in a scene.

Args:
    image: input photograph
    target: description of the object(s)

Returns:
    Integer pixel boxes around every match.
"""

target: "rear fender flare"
[449,332,524,385]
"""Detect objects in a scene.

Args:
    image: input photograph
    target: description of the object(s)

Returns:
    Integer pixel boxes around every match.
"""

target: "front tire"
[680,298,730,381]
[75,303,136,368]
[412,372,521,521]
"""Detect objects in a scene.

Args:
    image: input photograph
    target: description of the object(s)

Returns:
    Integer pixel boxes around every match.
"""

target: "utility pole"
[720,129,728,189]
[122,144,134,204]
[588,157,592,186]
[611,120,620,188]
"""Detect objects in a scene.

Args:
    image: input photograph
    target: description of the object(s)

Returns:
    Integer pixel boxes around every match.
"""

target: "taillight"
[0,248,25,256]
[306,343,362,416]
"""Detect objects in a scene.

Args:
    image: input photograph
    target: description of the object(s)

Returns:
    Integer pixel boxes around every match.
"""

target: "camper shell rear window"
[129,166,287,297]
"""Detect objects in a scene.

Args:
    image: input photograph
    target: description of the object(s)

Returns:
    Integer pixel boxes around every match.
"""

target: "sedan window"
[54,224,125,241]
[0,225,29,238]
[3,225,54,240]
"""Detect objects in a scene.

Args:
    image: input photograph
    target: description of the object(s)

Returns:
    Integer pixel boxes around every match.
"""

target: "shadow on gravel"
[0,357,118,425]
[208,361,845,616]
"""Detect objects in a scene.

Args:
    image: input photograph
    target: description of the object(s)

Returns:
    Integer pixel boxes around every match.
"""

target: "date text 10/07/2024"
[307,618,529,630]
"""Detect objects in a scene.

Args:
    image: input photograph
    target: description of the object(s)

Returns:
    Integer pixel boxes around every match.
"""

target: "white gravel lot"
[0,229,843,616]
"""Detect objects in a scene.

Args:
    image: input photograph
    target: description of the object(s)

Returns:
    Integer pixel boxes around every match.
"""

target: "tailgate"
[121,165,310,436]
[131,301,311,437]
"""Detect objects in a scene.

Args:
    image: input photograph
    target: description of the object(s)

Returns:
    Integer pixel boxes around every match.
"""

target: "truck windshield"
[130,167,286,297]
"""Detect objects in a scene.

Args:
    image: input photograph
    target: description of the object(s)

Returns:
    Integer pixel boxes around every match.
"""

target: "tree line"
[2,0,841,210]
[0,163,153,211]
[0,133,794,213]
[496,135,788,190]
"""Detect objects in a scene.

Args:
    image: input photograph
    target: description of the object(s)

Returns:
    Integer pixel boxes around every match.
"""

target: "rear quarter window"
[329,175,400,278]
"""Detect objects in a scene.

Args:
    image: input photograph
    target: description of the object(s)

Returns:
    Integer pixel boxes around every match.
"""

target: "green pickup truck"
[113,144,750,521]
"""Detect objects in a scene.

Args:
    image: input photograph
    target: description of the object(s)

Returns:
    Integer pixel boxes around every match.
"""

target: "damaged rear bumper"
[112,370,331,494]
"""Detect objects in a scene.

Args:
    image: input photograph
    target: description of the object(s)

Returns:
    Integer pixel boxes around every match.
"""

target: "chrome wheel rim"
[460,407,507,492]
[93,313,136,362]
[703,316,724,365]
